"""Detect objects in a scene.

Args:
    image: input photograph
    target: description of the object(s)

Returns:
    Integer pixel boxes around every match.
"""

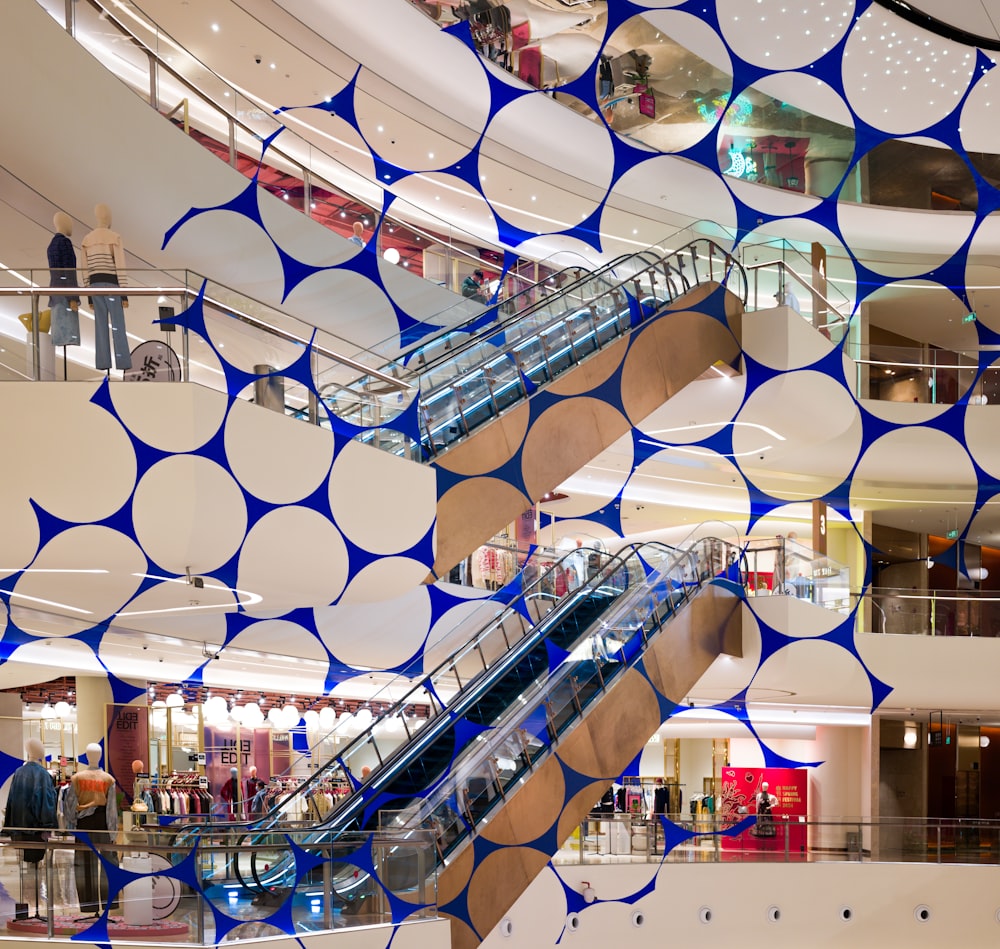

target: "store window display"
[65,742,118,915]
[81,203,131,371]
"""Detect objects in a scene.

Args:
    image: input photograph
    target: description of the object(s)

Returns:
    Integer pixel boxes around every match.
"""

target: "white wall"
[483,863,1000,949]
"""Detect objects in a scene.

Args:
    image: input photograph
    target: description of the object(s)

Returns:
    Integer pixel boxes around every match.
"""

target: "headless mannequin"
[66,743,118,915]
[81,203,131,371]
[47,212,81,349]
[220,767,240,821]
[4,737,56,917]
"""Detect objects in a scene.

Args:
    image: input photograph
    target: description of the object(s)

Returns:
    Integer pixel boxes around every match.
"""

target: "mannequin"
[47,212,81,349]
[81,203,131,371]
[220,767,240,820]
[752,781,778,838]
[348,220,366,248]
[65,742,118,915]
[4,737,57,920]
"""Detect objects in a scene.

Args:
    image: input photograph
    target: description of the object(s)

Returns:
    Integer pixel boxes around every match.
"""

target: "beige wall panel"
[545,337,628,397]
[434,477,530,576]
[481,756,565,845]
[433,403,531,477]
[437,843,476,906]
[521,398,630,500]
[465,846,553,941]
[556,668,661,776]
[642,587,742,700]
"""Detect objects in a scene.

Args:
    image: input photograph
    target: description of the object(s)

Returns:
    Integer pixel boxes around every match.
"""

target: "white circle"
[566,913,581,932]
[481,96,613,236]
[699,906,713,924]
[631,912,645,928]
[840,906,853,922]
[753,640,874,710]
[133,455,248,575]
[316,584,432,669]
[11,526,146,633]
[383,247,401,265]
[718,0,854,71]
[914,904,931,922]
[602,157,737,254]
[339,556,438,606]
[329,440,436,554]
[225,400,333,504]
[0,382,136,524]
[961,68,1000,154]
[767,905,781,923]
[851,428,977,535]
[111,384,226,454]
[238,507,349,610]
[734,371,862,500]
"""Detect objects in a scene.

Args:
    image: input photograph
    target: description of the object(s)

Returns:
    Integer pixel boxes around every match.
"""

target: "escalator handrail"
[324,238,743,410]
[245,537,740,891]
[169,544,614,839]
[299,540,715,835]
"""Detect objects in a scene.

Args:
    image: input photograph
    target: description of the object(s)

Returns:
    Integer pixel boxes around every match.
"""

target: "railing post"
[63,0,75,35]
[784,819,790,862]
[323,849,333,929]
[45,848,54,937]
[228,116,237,168]
[148,50,159,113]
[308,347,319,425]
[31,294,41,381]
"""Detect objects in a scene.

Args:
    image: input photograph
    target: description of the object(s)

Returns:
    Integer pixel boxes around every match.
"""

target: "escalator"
[222,537,743,941]
[322,239,746,575]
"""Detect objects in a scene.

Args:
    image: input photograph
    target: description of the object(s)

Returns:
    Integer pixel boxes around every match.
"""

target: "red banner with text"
[719,766,808,852]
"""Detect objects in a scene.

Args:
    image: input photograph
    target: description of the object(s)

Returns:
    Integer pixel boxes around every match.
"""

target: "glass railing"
[552,813,1000,865]
[740,237,854,344]
[0,822,437,942]
[218,537,741,895]
[40,0,619,307]
[867,587,1000,637]
[1,231,745,462]
[334,238,746,459]
[743,536,852,611]
[847,342,999,405]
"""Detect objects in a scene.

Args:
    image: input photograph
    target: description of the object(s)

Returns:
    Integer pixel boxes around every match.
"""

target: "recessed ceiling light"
[211,23,219,32]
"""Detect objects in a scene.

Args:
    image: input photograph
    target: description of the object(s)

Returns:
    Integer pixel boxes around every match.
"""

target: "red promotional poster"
[719,766,808,853]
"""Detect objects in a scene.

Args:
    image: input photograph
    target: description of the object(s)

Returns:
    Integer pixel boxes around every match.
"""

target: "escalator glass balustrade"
[226,537,743,896]
[321,239,746,460]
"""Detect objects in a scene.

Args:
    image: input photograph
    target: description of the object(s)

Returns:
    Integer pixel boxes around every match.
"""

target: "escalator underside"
[431,281,743,576]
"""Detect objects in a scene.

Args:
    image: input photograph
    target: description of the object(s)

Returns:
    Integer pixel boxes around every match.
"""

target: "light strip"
[642,421,787,441]
[0,568,108,574]
[0,590,93,615]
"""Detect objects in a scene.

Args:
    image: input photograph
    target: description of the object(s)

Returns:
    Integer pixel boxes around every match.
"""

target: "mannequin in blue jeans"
[81,203,131,371]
